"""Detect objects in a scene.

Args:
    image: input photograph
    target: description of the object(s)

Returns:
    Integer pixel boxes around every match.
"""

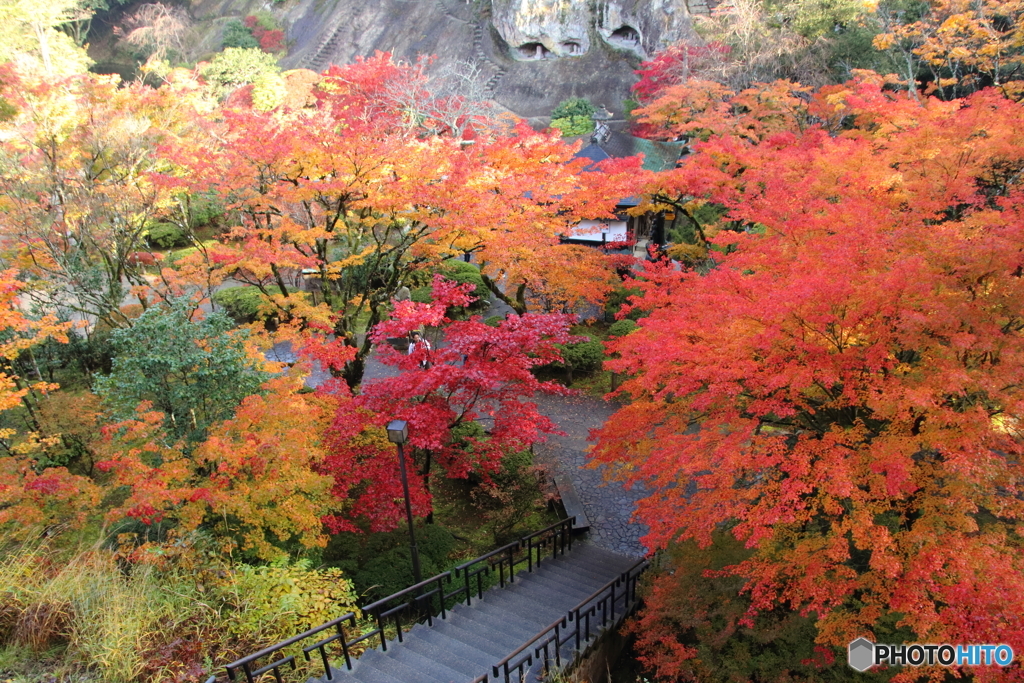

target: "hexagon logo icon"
[848,638,875,672]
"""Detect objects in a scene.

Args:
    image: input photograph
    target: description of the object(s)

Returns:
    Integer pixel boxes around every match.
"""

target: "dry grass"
[0,540,203,683]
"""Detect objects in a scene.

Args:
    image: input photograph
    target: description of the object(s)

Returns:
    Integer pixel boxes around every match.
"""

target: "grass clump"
[0,537,365,682]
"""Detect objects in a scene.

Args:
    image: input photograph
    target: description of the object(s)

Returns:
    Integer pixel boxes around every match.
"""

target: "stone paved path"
[532,394,648,558]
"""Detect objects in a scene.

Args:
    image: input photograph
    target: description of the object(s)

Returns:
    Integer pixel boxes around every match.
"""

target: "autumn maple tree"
[595,74,1024,677]
[94,375,335,560]
[0,66,212,329]
[0,269,101,537]
[160,52,636,385]
[313,276,575,532]
[874,0,1024,99]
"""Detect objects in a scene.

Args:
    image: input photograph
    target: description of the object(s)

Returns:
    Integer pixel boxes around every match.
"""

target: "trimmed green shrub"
[349,525,456,601]
[166,240,217,264]
[212,286,265,323]
[470,448,547,545]
[212,286,304,324]
[551,97,595,120]
[441,259,489,307]
[558,339,604,372]
[607,319,638,337]
[145,222,189,249]
[200,48,279,91]
[604,283,644,321]
[550,115,594,137]
[409,261,490,315]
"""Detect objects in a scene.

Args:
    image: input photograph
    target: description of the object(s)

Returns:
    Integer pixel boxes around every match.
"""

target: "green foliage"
[226,558,360,637]
[666,202,728,245]
[442,259,489,305]
[212,286,309,326]
[411,261,489,314]
[172,193,225,234]
[211,285,298,324]
[484,315,503,327]
[145,221,189,249]
[26,329,112,388]
[247,11,280,31]
[551,97,595,120]
[0,95,15,122]
[623,96,640,120]
[607,319,638,337]
[251,71,286,111]
[199,47,279,92]
[550,115,595,137]
[763,0,869,40]
[212,286,264,323]
[556,337,605,372]
[604,284,644,321]
[561,340,605,370]
[451,419,486,444]
[94,299,269,443]
[470,448,546,545]
[221,20,258,49]
[410,287,432,304]
[532,332,605,384]
[166,240,218,264]
[332,525,457,601]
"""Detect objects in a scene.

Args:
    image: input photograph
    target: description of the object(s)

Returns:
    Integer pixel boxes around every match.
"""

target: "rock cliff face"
[492,0,696,61]
[257,0,700,117]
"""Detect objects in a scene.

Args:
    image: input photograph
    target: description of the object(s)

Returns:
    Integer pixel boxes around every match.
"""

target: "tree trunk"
[420,449,434,524]
[481,273,527,314]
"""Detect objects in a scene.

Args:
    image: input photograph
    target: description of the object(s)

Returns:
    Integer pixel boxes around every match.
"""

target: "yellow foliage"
[667,242,709,263]
[225,559,361,639]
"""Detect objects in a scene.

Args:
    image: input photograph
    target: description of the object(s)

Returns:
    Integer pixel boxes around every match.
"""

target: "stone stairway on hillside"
[335,543,640,683]
[213,521,648,683]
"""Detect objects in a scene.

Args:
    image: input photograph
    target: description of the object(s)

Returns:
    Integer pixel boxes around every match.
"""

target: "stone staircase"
[335,544,640,683]
[213,521,648,683]
[470,4,507,98]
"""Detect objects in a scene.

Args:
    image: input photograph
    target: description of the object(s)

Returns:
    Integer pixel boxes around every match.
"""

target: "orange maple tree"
[596,76,1024,678]
[0,66,211,328]
[159,53,637,385]
[94,376,335,560]
[0,269,100,537]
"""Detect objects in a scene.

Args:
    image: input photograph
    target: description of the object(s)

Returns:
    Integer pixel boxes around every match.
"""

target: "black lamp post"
[386,419,422,586]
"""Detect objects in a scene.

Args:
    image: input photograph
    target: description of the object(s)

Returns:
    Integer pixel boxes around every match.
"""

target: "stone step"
[316,543,641,683]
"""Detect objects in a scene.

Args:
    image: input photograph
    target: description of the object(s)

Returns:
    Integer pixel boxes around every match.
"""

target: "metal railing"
[207,517,575,683]
[451,516,575,606]
[483,558,649,683]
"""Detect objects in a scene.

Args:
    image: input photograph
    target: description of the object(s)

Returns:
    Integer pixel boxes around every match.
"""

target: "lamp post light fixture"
[386,419,422,587]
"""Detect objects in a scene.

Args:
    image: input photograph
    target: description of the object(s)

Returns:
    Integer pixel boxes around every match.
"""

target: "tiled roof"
[573,131,684,172]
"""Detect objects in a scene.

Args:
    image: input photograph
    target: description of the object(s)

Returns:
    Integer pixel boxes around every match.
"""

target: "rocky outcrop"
[596,0,699,57]
[492,0,698,61]
[252,0,699,116]
[491,0,591,60]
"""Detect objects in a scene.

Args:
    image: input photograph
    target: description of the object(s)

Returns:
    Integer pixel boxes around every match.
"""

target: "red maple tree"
[313,277,576,532]
[596,77,1024,679]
